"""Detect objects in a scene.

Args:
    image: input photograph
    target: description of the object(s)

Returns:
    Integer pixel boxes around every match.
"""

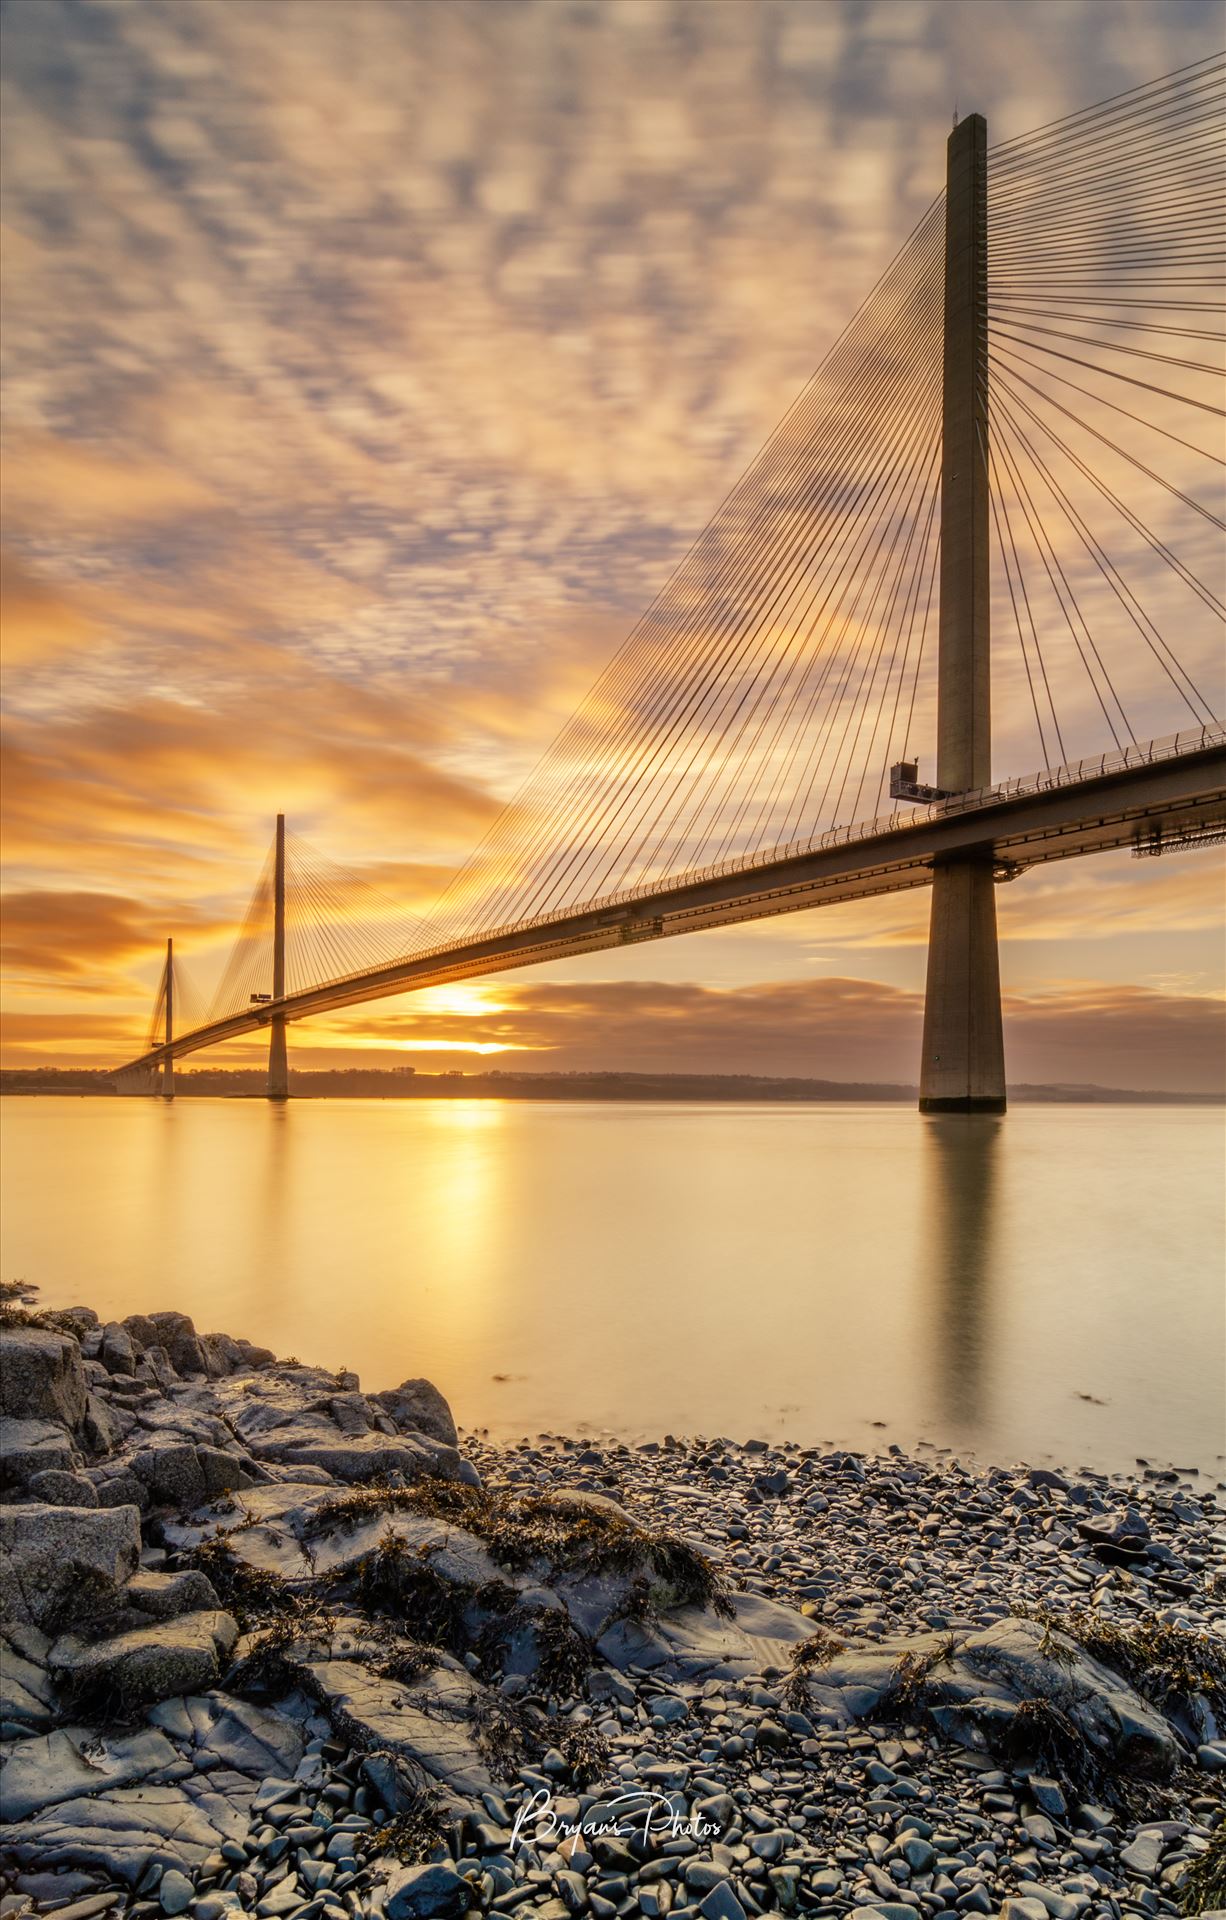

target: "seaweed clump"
[878,1635,959,1718]
[784,1626,846,1709]
[306,1480,733,1615]
[1182,1823,1226,1917]
[1016,1606,1226,1721]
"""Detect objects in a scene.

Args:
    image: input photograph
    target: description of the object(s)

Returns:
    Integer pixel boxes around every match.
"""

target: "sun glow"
[412,984,511,1019]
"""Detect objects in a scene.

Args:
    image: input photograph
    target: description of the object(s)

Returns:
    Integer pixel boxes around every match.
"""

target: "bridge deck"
[118,732,1226,1072]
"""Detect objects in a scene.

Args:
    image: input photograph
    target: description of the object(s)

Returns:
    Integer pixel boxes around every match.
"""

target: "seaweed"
[878,1635,959,1717]
[1182,1823,1226,1917]
[304,1480,733,1614]
[783,1626,847,1709]
[1014,1605,1226,1720]
[338,1532,472,1651]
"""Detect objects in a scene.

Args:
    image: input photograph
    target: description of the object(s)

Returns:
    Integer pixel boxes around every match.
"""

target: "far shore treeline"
[1,1069,1221,1104]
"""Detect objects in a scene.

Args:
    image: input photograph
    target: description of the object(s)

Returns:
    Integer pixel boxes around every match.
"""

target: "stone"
[127,1567,221,1619]
[384,1861,471,1918]
[50,1609,239,1706]
[697,1885,747,1920]
[27,1468,99,1506]
[1120,1831,1165,1878]
[1,1623,58,1731]
[1029,1778,1068,1820]
[4,1776,257,1885]
[0,1726,180,1822]
[0,1501,141,1630]
[0,1326,87,1429]
[131,1444,207,1510]
[100,1324,137,1376]
[158,1875,193,1917]
[0,1417,78,1490]
[373,1377,460,1448]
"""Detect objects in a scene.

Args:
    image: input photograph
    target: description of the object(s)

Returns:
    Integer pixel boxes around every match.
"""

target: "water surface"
[2,1097,1222,1474]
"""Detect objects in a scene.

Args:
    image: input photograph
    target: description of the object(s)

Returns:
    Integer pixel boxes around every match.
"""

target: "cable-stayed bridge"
[117,58,1226,1113]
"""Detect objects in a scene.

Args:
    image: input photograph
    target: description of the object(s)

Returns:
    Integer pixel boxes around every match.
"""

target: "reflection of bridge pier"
[922,1114,1001,1433]
[268,813,289,1102]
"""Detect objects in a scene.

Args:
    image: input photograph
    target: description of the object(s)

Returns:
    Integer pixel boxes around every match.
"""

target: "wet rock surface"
[1,1304,1223,1918]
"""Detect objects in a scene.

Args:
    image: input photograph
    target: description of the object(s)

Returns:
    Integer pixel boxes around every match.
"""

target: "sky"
[1,0,1223,1090]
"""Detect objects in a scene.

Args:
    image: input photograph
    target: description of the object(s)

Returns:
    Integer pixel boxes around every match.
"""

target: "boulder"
[374,1377,460,1448]
[27,1469,99,1507]
[50,1609,239,1706]
[130,1444,207,1510]
[127,1566,221,1619]
[0,1326,87,1429]
[147,1690,304,1776]
[0,1501,141,1631]
[0,1416,78,1490]
[99,1323,137,1376]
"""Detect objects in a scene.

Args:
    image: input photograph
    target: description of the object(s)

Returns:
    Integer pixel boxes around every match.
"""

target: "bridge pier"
[268,812,289,1100]
[918,111,1006,1116]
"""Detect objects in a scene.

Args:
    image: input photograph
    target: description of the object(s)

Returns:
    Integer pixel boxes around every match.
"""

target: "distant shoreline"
[2,1067,1222,1104]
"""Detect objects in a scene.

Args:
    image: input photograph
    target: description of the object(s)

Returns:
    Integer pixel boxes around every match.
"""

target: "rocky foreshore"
[1,1296,1223,1920]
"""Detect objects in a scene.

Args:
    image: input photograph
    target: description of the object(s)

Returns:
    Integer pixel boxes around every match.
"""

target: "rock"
[0,1726,180,1822]
[147,1690,305,1777]
[384,1861,471,1918]
[50,1609,239,1706]
[1,1622,57,1732]
[373,1377,460,1448]
[0,1417,79,1490]
[27,1469,99,1507]
[1029,1777,1068,1819]
[0,1327,87,1430]
[297,1657,493,1799]
[697,1885,748,1920]
[82,1393,121,1456]
[127,1567,221,1619]
[6,1776,256,1885]
[1197,1740,1226,1769]
[158,1871,193,1916]
[196,1445,256,1495]
[0,1501,141,1630]
[131,1444,207,1510]
[99,1324,137,1376]
[1119,1831,1165,1878]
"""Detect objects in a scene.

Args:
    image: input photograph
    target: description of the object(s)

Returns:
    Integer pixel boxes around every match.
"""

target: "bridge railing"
[163,721,1224,1048]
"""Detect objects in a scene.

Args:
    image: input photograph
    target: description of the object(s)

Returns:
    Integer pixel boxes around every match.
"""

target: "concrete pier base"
[918,857,1006,1114]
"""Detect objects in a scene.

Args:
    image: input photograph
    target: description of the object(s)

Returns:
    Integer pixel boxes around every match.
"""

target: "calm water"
[2,1097,1223,1475]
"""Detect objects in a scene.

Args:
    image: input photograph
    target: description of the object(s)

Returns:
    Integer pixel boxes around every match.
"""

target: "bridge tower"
[161,937,175,1100]
[918,112,1007,1115]
[268,812,289,1100]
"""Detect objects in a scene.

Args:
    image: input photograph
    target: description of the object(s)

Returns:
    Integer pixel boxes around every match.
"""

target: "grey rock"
[697,1885,747,1920]
[0,1417,78,1490]
[373,1377,460,1448]
[127,1568,221,1620]
[1,1622,57,1731]
[0,1327,87,1429]
[0,1500,141,1630]
[147,1690,305,1776]
[5,1775,256,1884]
[158,1870,193,1915]
[1119,1831,1165,1878]
[50,1610,239,1706]
[27,1469,99,1507]
[384,1862,471,1918]
[99,1324,137,1377]
[0,1725,180,1821]
[131,1444,207,1511]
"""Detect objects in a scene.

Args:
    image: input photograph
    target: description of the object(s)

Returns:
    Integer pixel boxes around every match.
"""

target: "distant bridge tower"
[268,812,289,1100]
[919,113,1007,1115]
[161,936,175,1101]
